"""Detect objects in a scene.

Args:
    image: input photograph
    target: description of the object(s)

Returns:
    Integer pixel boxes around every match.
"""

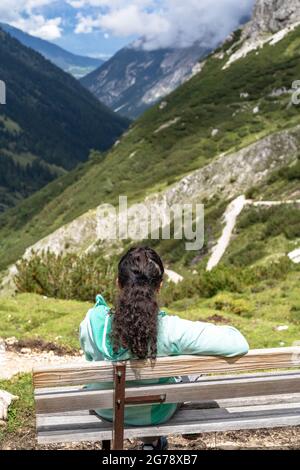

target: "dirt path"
[206,197,300,271]
[207,195,247,271]
[0,340,85,380]
[1,350,85,380]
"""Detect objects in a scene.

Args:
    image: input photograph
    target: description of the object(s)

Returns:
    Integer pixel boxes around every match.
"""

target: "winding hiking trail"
[206,197,300,271]
[207,195,248,271]
[1,196,299,382]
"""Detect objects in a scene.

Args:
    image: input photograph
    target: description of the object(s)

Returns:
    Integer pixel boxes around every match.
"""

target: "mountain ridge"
[0,27,129,212]
[0,23,103,78]
[81,41,210,119]
[0,0,299,276]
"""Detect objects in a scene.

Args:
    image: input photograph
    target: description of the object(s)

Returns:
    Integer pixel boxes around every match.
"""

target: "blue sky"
[0,1,255,58]
[33,1,137,58]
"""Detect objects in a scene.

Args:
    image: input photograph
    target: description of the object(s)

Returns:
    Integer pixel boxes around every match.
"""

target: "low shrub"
[290,304,300,325]
[213,293,253,317]
[15,250,295,309]
[15,250,117,303]
[161,264,245,306]
[253,256,294,281]
[228,242,266,267]
[269,156,300,183]
[237,205,300,241]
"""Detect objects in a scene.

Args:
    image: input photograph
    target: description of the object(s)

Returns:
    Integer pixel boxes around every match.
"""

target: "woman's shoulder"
[94,294,110,309]
[88,295,111,320]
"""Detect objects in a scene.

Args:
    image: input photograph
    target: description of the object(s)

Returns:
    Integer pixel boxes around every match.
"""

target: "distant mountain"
[81,41,210,119]
[0,27,129,211]
[1,0,300,273]
[0,23,103,78]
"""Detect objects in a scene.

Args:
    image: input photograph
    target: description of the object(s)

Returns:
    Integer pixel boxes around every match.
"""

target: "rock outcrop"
[224,0,300,68]
[244,0,300,38]
[19,126,300,259]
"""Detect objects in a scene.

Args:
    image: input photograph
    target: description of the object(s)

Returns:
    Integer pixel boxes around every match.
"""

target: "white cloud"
[12,16,62,40]
[0,0,62,40]
[68,0,152,7]
[74,14,97,34]
[0,0,255,47]
[75,4,169,38]
[99,5,169,38]
[73,0,255,50]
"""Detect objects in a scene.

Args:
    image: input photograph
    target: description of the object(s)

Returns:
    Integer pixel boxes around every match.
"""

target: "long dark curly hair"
[111,246,164,359]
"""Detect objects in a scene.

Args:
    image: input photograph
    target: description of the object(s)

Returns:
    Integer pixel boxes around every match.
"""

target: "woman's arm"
[79,312,94,361]
[161,315,249,357]
[79,310,105,362]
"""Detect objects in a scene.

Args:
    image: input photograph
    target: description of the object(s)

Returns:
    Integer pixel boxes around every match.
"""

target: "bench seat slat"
[34,370,300,396]
[35,371,300,414]
[33,347,300,388]
[36,403,300,444]
[38,394,300,415]
[183,394,300,409]
[37,403,300,431]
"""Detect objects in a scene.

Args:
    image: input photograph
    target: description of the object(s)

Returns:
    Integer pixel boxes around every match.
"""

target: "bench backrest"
[33,347,300,449]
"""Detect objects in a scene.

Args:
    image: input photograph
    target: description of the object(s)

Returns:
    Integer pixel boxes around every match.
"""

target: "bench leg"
[112,363,126,450]
[102,440,111,451]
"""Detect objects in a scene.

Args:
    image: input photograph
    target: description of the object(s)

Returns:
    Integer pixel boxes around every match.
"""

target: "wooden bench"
[33,347,300,450]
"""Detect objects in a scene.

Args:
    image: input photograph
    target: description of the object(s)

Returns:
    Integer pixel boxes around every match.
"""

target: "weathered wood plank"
[39,393,300,417]
[35,371,300,414]
[33,347,300,388]
[34,370,297,395]
[37,413,112,432]
[182,393,300,409]
[37,403,300,444]
[39,394,300,416]
[37,403,300,431]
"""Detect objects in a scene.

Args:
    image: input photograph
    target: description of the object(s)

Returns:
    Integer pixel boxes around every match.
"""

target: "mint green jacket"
[79,295,249,426]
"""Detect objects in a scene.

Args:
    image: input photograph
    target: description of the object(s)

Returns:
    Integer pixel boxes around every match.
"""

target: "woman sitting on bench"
[80,246,249,450]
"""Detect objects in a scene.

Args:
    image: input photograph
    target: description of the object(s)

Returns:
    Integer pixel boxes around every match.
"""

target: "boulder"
[0,390,19,422]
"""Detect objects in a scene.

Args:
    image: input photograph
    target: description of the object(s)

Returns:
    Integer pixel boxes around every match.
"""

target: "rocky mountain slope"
[0,27,129,211]
[0,0,299,274]
[19,126,300,260]
[244,0,300,36]
[0,23,103,78]
[81,40,210,119]
[224,0,300,68]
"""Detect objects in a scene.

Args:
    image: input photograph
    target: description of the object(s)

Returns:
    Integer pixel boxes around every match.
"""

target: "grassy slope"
[0,294,90,350]
[0,266,298,448]
[223,205,300,268]
[1,26,300,270]
[1,261,299,447]
[1,262,299,353]
[0,374,34,448]
[143,181,300,270]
